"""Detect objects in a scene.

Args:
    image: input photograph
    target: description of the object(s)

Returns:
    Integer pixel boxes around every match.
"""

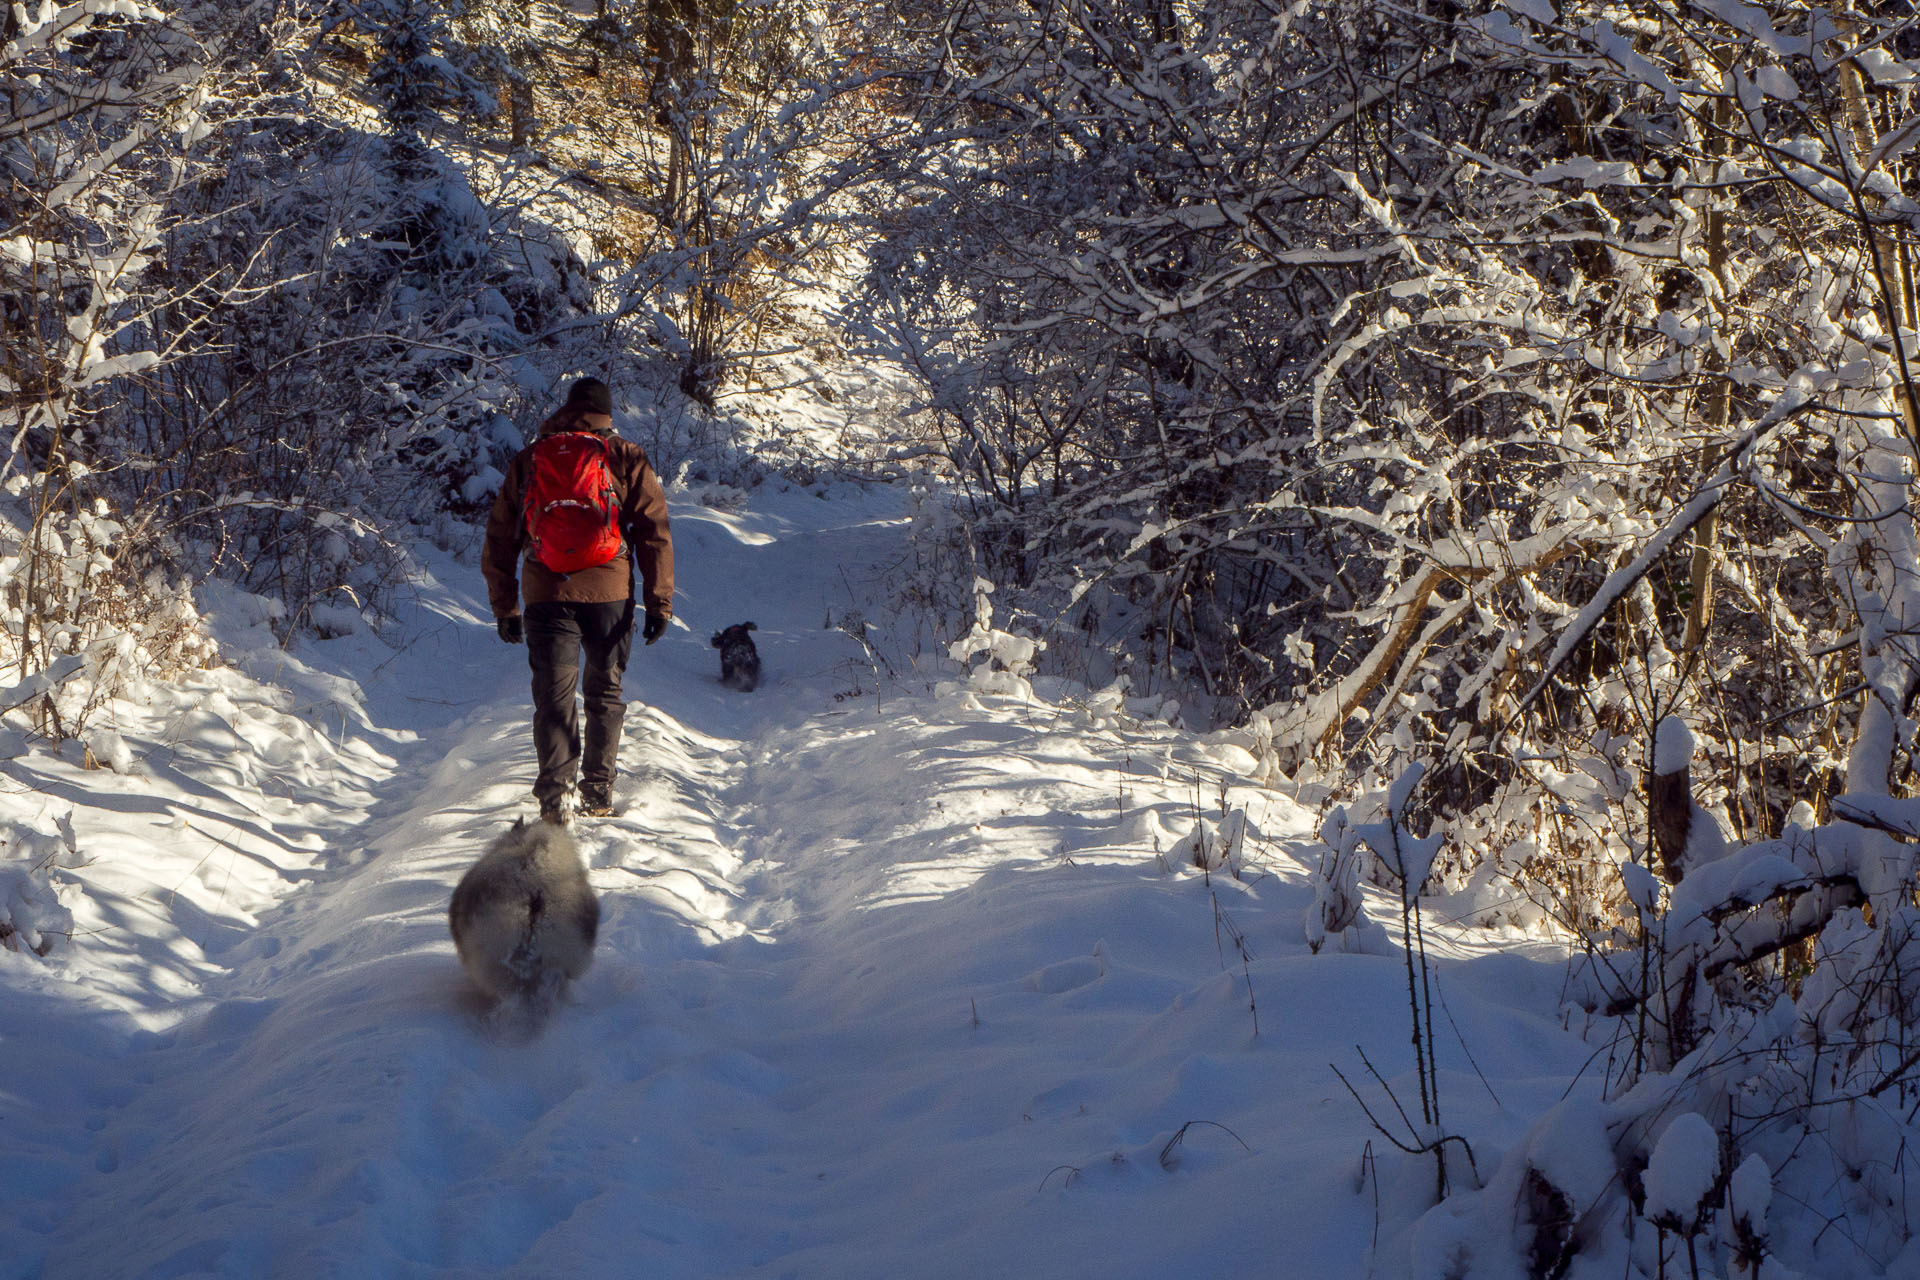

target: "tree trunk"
[1681,92,1733,659]
[1649,762,1692,885]
[508,73,533,150]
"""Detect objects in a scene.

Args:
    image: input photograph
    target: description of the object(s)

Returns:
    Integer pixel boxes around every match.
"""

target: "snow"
[1669,849,1805,940]
[1619,859,1661,914]
[1729,1151,1772,1229]
[1654,715,1694,775]
[1644,1112,1721,1228]
[1691,0,1794,59]
[1527,158,1643,189]
[943,577,1050,703]
[1,481,1606,1278]
[82,725,135,773]
[1503,0,1558,26]
[1356,763,1443,898]
[1752,66,1800,103]
[1832,792,1920,839]
[1526,1099,1620,1211]
[1854,48,1916,87]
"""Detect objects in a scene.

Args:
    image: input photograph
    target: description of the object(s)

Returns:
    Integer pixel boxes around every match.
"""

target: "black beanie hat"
[565,377,613,416]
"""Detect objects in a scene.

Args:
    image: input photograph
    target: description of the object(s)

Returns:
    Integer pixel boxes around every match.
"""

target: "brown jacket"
[482,405,674,619]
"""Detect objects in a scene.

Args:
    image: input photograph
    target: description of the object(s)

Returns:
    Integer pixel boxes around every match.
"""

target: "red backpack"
[522,432,624,574]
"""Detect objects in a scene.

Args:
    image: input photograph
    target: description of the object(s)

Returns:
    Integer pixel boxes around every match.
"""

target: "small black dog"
[711,622,760,691]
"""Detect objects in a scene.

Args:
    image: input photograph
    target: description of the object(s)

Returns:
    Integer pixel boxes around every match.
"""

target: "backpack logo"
[523,433,623,574]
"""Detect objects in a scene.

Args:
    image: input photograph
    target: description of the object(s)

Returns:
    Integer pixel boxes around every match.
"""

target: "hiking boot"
[539,800,571,826]
[578,787,616,819]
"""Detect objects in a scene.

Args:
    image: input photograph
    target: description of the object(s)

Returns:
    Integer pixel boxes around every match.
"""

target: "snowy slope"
[4,482,1594,1279]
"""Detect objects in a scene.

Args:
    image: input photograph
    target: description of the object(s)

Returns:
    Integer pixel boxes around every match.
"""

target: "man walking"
[483,378,673,822]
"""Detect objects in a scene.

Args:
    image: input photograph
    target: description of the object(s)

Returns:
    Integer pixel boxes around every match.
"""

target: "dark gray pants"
[526,599,634,806]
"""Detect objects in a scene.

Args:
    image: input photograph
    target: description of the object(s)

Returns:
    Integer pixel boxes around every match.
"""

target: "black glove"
[497,615,524,644]
[643,612,669,644]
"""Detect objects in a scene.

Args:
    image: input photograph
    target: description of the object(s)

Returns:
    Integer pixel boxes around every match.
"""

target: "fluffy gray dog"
[449,818,600,1020]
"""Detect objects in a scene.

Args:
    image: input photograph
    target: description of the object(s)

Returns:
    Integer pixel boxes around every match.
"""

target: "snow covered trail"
[7,484,1596,1279]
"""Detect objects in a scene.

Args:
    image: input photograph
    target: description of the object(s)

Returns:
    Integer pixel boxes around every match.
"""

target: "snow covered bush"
[1642,1112,1720,1238]
[0,810,79,958]
[1402,692,1920,1274]
[946,578,1046,700]
[1168,806,1255,877]
[1305,806,1375,955]
[0,0,247,730]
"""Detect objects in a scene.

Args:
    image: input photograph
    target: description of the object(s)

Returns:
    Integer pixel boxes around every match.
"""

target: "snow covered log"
[1587,822,1866,1046]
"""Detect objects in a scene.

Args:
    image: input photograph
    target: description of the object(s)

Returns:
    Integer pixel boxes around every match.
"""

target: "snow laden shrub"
[619,0,839,406]
[0,810,80,958]
[0,1,230,733]
[1303,1,1916,921]
[1304,805,1386,956]
[1394,1097,1761,1280]
[0,475,214,739]
[500,0,860,410]
[1642,1112,1720,1242]
[146,121,502,606]
[1390,720,1920,1277]
[943,578,1045,701]
[1370,11,1920,1265]
[0,2,209,671]
[1167,805,1255,876]
[1237,0,1919,941]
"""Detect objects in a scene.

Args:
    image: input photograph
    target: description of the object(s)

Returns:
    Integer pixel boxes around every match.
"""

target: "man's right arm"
[481,458,526,621]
